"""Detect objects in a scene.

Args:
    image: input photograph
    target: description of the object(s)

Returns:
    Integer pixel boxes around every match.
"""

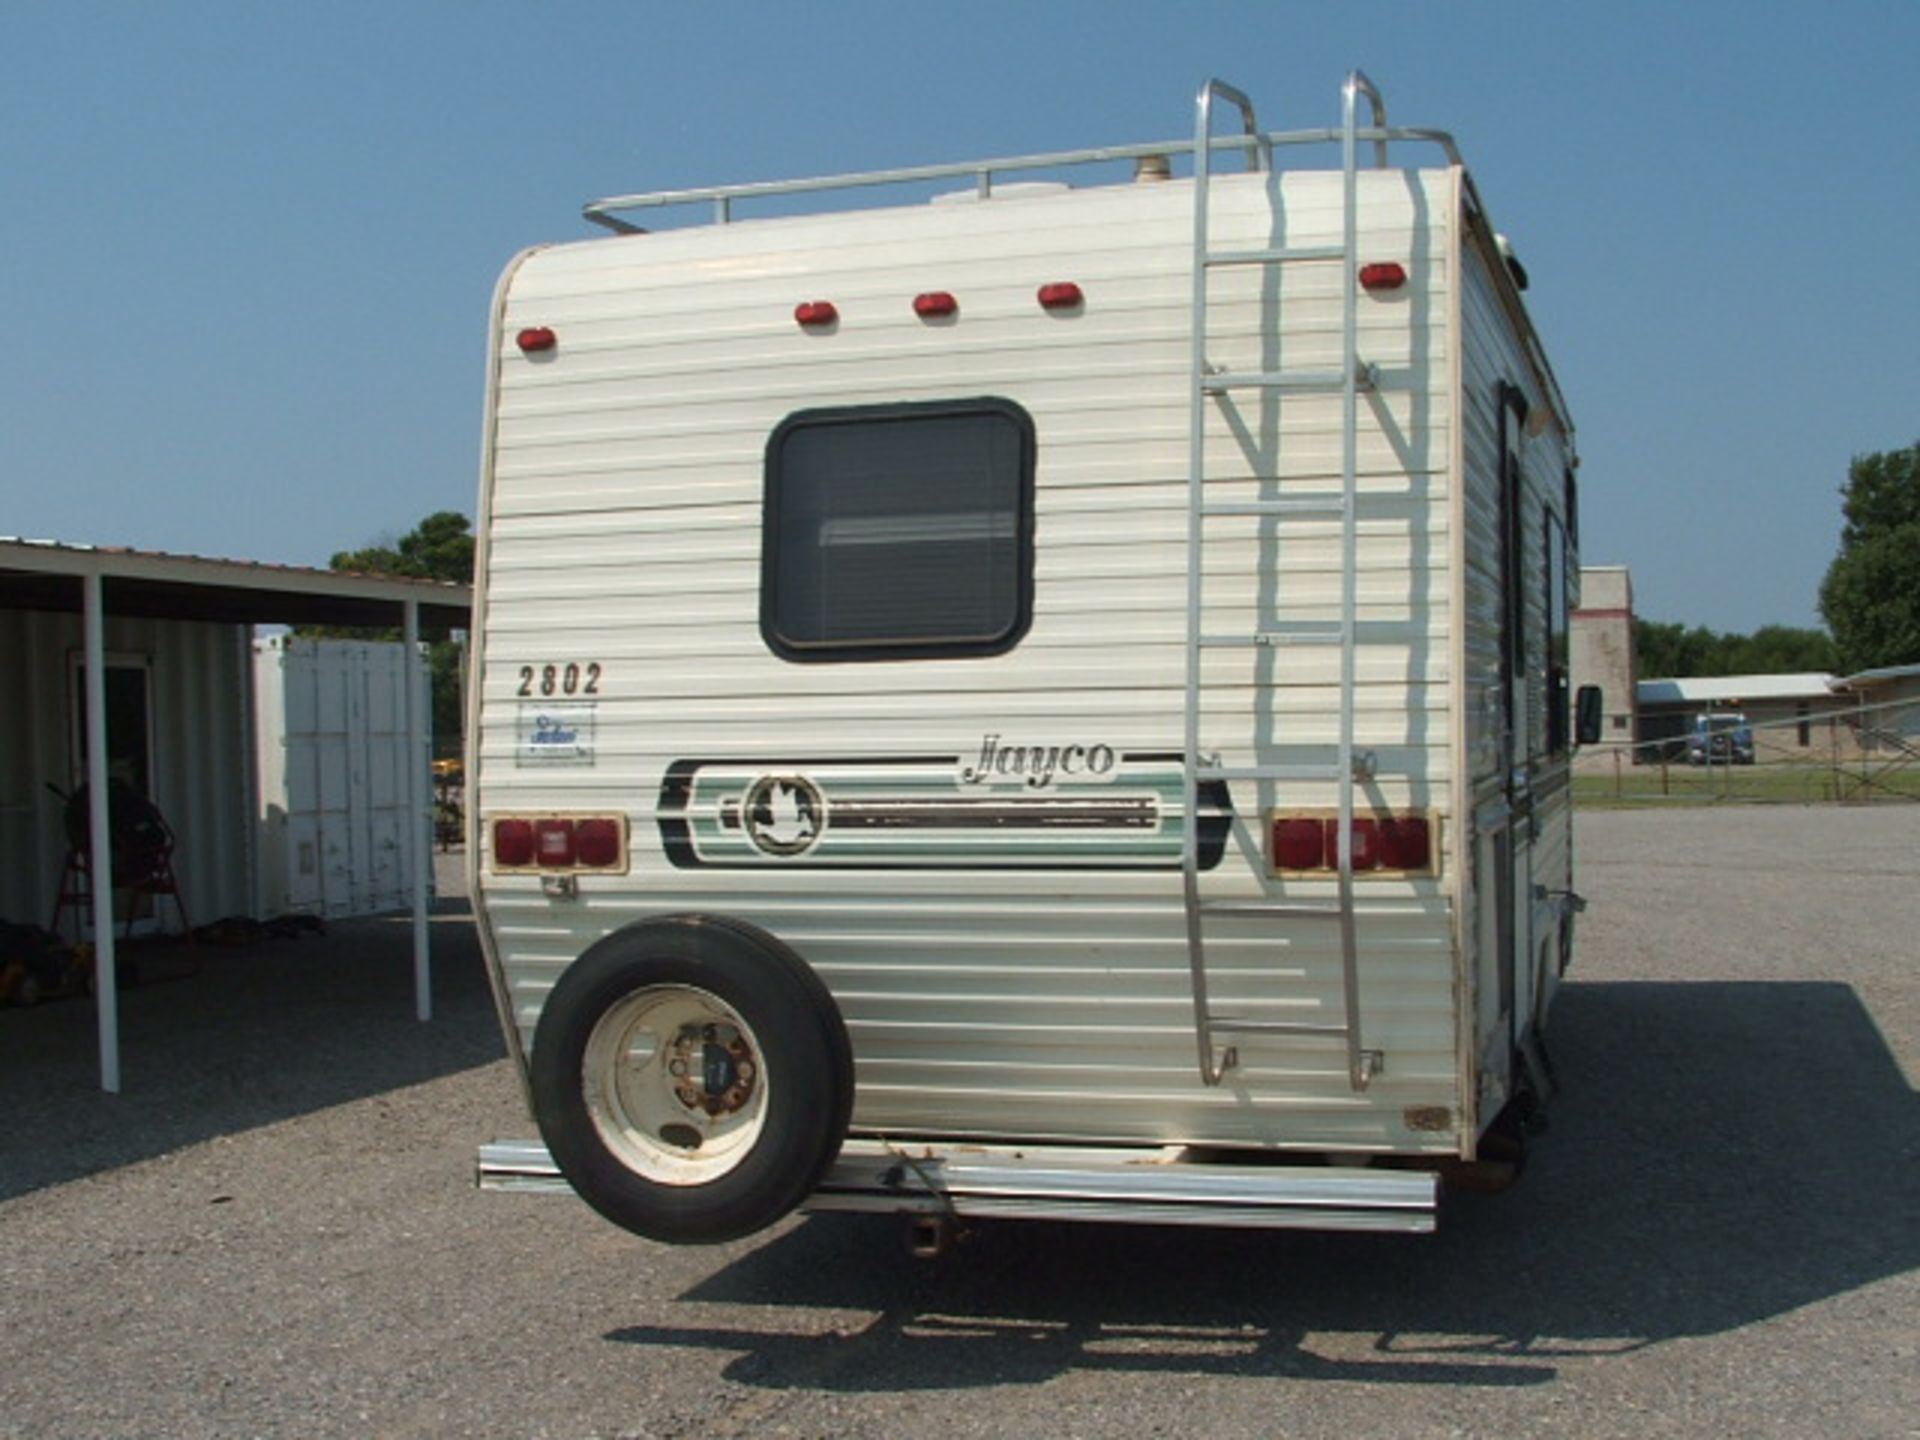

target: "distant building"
[0,536,469,1092]
[1571,566,1636,753]
[1571,564,1899,765]
[1835,663,1920,754]
[1634,672,1855,762]
[0,538,467,934]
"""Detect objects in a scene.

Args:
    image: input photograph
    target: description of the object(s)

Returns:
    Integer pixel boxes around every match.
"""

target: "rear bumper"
[478,1137,1439,1235]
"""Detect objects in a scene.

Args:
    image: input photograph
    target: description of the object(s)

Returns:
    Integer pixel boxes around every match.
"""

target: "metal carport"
[0,537,471,1092]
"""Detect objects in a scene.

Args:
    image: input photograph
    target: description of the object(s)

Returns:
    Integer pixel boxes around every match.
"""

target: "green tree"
[314,512,474,755]
[1819,443,1920,672]
[1635,619,1739,677]
[1725,625,1839,675]
[1634,619,1838,679]
[331,509,474,584]
[1635,619,1707,678]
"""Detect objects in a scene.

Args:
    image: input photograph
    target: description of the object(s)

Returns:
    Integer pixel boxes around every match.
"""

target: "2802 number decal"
[518,661,602,698]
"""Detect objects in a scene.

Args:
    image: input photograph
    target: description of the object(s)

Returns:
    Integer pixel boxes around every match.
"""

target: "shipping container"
[254,635,430,921]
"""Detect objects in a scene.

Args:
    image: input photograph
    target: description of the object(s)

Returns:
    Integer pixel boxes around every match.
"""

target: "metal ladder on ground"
[1182,73,1389,1093]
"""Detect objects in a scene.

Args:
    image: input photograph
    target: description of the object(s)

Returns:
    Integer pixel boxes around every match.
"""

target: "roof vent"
[1494,233,1530,291]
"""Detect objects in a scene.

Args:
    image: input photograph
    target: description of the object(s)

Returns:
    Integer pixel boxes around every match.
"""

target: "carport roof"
[1837,662,1920,690]
[1636,672,1838,707]
[3,535,464,1093]
[0,537,470,629]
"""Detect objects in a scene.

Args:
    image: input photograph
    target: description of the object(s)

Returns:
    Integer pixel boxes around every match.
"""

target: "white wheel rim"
[580,984,769,1186]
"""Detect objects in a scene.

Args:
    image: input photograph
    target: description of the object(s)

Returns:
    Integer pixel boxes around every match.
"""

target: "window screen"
[762,399,1034,661]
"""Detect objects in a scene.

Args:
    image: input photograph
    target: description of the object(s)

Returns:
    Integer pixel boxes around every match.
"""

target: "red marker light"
[573,818,622,868]
[1378,815,1432,871]
[913,291,958,318]
[1271,817,1326,871]
[492,819,534,868]
[516,326,557,354]
[794,301,838,328]
[1358,262,1407,292]
[1037,282,1084,311]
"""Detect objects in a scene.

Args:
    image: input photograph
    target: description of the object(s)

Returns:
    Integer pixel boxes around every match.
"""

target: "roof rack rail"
[581,121,1462,234]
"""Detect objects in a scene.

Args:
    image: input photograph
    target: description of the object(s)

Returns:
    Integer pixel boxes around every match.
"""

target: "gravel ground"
[1,807,1915,1439]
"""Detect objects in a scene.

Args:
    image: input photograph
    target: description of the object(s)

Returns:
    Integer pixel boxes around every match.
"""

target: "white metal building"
[1635,671,1855,760]
[0,538,470,1090]
[1835,663,1920,747]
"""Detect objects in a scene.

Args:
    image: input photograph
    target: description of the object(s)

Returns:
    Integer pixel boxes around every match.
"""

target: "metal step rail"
[1183,73,1391,1094]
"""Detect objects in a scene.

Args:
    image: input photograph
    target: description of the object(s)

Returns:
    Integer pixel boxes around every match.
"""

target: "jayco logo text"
[960,734,1117,789]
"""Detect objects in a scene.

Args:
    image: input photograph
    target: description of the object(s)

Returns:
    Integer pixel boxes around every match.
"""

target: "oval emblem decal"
[742,775,826,857]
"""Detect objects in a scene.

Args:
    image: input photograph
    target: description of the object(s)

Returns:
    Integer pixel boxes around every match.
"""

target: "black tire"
[529,914,853,1245]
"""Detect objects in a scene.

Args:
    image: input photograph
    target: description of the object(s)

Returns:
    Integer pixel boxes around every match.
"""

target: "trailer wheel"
[530,915,853,1245]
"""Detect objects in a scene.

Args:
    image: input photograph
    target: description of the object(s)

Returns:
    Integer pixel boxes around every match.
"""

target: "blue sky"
[2,2,1914,633]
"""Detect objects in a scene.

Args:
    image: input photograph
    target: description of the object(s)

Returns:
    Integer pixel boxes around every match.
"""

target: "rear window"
[761,399,1035,662]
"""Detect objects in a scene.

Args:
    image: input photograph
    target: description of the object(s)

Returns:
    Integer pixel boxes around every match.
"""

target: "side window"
[762,399,1035,662]
[1545,511,1572,754]
[1496,384,1529,765]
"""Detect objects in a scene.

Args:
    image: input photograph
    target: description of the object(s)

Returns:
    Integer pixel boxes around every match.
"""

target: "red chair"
[48,782,192,945]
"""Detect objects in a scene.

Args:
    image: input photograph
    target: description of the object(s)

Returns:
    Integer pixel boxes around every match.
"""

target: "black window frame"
[760,397,1036,664]
[1496,383,1529,765]
[1544,509,1573,755]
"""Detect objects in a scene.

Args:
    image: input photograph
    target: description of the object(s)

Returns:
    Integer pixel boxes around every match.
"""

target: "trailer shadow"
[606,978,1917,1391]
[0,898,502,1201]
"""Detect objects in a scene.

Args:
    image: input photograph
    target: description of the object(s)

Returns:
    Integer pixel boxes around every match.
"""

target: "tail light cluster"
[1268,811,1436,877]
[491,814,630,874]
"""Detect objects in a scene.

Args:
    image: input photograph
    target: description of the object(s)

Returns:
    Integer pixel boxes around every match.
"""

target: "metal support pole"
[82,570,119,1093]
[404,600,431,1021]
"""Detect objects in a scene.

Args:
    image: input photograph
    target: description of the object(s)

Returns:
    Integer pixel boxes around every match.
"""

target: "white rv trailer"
[470,74,1597,1244]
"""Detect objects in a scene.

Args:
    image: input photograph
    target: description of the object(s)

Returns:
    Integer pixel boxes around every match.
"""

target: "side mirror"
[1575,685,1605,746]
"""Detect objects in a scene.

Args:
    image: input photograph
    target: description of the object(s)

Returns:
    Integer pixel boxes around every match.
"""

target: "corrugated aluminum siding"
[475,169,1469,1152]
[1456,212,1579,1115]
[0,608,252,930]
[1459,228,1576,788]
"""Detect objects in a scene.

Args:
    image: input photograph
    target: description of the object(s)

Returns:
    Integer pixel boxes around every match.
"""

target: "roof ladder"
[1182,73,1388,1093]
